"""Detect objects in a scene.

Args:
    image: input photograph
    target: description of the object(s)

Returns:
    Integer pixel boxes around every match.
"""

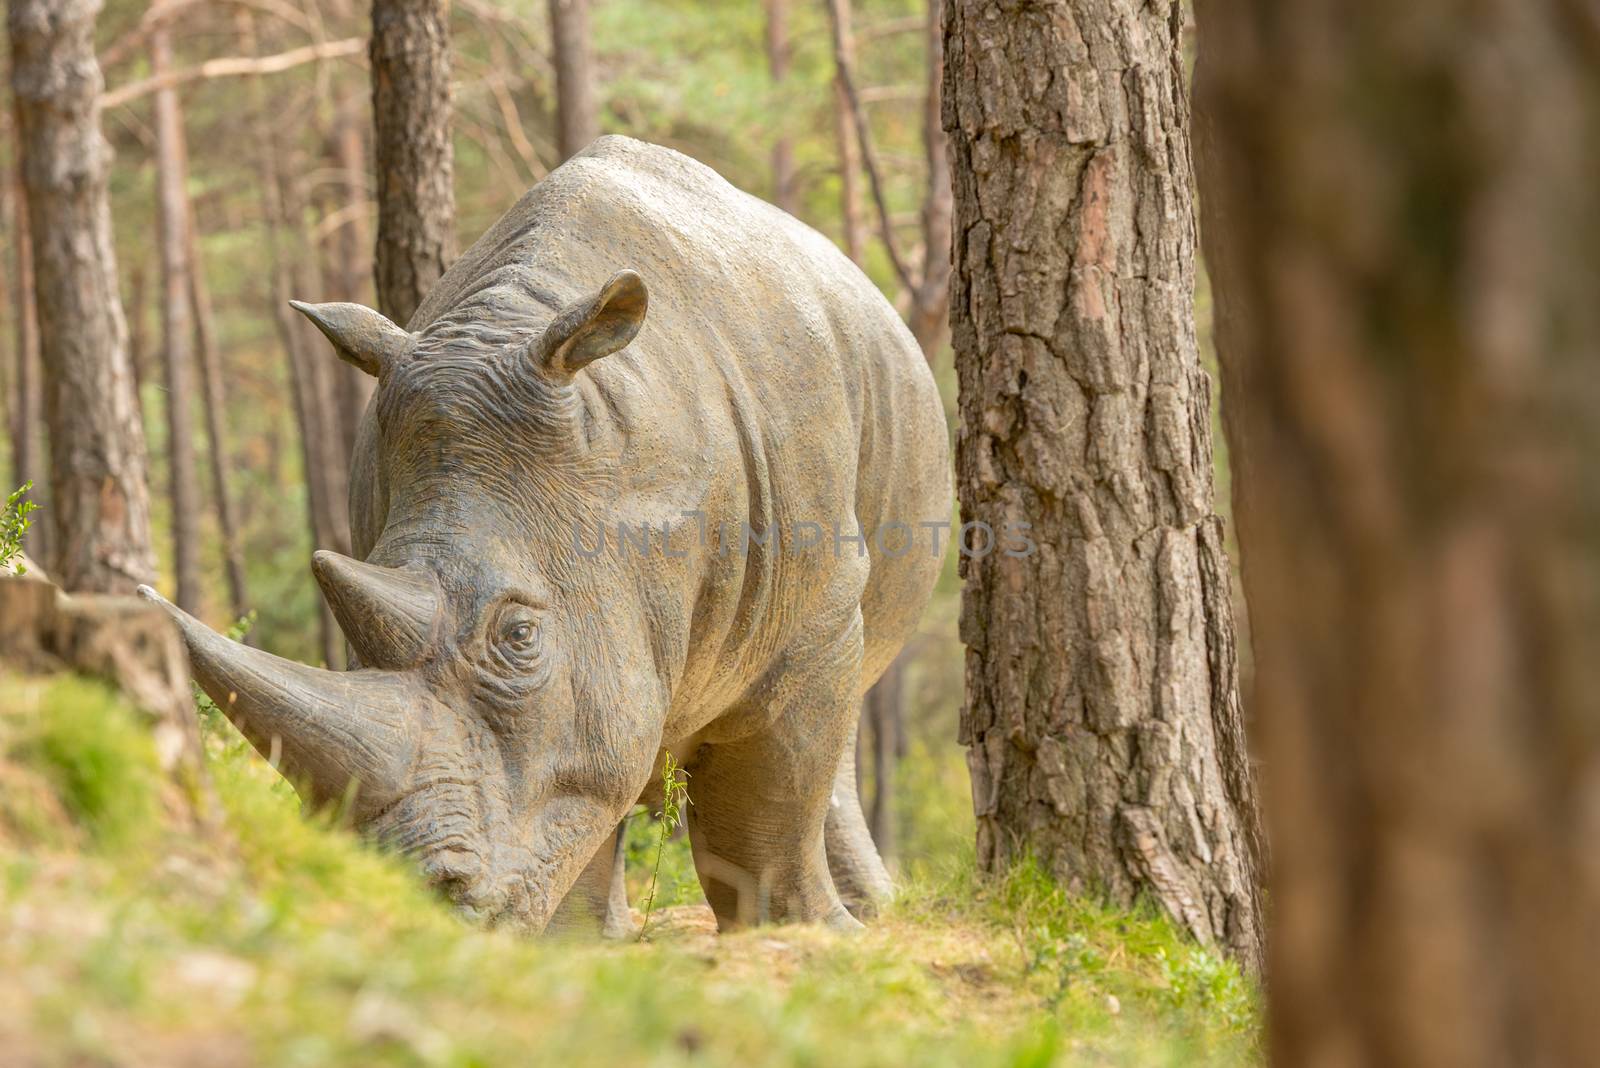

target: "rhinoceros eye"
[491,604,542,669]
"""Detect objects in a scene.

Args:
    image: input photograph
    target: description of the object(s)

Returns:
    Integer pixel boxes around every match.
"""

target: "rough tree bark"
[546,0,597,163]
[9,0,156,594]
[7,117,47,564]
[764,0,796,213]
[1195,1,1600,1061]
[149,16,202,612]
[370,0,455,325]
[943,0,1263,970]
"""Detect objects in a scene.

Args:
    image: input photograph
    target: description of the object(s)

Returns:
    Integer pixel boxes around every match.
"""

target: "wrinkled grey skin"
[143,136,950,934]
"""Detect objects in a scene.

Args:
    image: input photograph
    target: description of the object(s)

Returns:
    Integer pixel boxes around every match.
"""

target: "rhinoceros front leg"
[546,819,637,938]
[686,610,865,931]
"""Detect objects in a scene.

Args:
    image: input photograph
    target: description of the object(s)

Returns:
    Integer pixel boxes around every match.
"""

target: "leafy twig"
[1,482,39,574]
[638,752,691,941]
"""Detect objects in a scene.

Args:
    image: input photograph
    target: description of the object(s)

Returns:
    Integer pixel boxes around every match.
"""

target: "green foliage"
[2,676,160,849]
[1,482,38,573]
[638,751,692,939]
[622,800,702,909]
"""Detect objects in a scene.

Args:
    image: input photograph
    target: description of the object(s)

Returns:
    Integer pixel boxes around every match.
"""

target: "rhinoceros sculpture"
[142,136,951,934]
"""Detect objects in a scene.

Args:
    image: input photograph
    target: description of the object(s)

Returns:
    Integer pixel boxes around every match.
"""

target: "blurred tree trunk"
[943,0,1264,971]
[186,203,249,623]
[907,0,950,356]
[9,0,156,594]
[829,0,864,264]
[329,89,374,459]
[125,257,148,395]
[371,0,454,325]
[238,9,343,665]
[149,19,202,612]
[547,0,597,162]
[827,0,951,360]
[832,0,954,855]
[1195,1,1600,1061]
[863,649,904,857]
[764,0,795,213]
[6,116,46,563]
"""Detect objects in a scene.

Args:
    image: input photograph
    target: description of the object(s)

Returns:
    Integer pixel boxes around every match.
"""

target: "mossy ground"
[0,672,1259,1067]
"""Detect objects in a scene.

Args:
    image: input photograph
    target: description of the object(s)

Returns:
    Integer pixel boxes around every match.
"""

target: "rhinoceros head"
[141,271,662,933]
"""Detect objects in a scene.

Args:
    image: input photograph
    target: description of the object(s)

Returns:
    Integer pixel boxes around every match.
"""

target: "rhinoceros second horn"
[311,550,441,670]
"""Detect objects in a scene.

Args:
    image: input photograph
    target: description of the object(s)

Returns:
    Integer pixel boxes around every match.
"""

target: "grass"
[0,671,1260,1067]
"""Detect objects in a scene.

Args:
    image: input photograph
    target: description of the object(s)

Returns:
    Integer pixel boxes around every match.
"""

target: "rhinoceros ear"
[532,270,649,376]
[290,300,415,378]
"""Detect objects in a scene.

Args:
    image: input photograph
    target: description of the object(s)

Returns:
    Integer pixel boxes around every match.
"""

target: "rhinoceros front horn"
[138,585,418,812]
[311,551,441,670]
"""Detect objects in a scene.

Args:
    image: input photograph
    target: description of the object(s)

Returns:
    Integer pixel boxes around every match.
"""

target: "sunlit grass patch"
[1,671,1260,1067]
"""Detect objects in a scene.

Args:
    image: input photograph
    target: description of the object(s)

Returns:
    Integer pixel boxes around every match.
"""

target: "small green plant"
[1,481,39,574]
[637,751,690,940]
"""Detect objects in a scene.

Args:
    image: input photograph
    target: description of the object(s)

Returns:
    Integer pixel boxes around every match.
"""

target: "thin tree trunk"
[149,18,202,612]
[944,0,1263,971]
[827,0,949,362]
[907,0,951,357]
[126,257,148,396]
[330,87,374,458]
[370,0,455,325]
[864,653,904,858]
[9,0,156,594]
[7,118,46,563]
[237,8,341,664]
[1195,2,1600,1061]
[546,0,597,163]
[830,0,865,265]
[186,202,249,622]
[764,0,796,213]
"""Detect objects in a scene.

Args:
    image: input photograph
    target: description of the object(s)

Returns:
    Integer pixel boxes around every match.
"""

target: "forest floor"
[0,671,1259,1068]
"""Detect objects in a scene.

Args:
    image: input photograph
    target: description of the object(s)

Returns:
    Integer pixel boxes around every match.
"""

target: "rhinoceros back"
[394,135,949,693]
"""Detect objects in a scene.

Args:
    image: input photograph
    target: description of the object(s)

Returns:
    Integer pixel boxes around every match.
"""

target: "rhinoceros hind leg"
[826,731,893,918]
[686,615,864,931]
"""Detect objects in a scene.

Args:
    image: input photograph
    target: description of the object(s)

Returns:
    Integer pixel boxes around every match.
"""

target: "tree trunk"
[7,118,46,564]
[1194,2,1600,1062]
[547,0,597,163]
[370,0,455,326]
[550,0,601,163]
[186,201,248,622]
[329,88,374,460]
[237,9,343,665]
[149,18,202,613]
[907,0,951,358]
[864,653,905,859]
[764,0,796,213]
[125,257,149,396]
[943,0,1263,971]
[9,0,156,594]
[830,0,865,265]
